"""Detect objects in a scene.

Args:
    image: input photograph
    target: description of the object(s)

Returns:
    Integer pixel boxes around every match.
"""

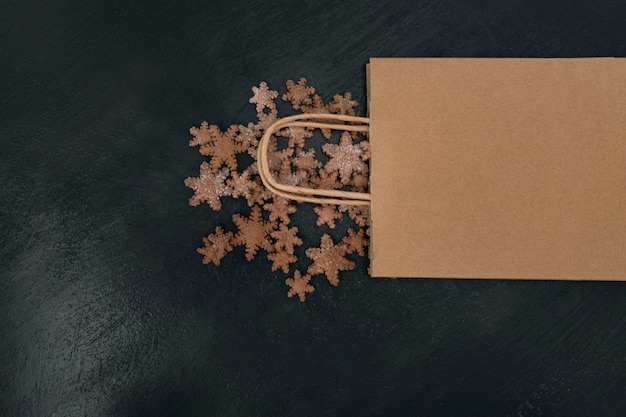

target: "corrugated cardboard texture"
[368,58,626,279]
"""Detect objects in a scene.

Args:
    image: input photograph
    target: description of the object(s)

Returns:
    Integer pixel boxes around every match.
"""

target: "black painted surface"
[2,1,626,416]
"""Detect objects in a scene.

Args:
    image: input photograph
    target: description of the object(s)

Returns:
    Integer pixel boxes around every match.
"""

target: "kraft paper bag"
[367,58,626,280]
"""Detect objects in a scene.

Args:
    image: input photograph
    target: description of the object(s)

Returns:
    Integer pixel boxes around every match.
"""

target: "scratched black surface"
[2,1,626,416]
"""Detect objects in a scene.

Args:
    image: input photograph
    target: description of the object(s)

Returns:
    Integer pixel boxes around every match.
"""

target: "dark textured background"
[2,1,626,416]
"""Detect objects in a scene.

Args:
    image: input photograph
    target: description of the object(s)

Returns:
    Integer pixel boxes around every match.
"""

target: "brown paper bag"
[368,58,625,279]
[258,58,626,280]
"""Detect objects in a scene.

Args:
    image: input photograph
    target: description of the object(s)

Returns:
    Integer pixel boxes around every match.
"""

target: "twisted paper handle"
[257,114,371,206]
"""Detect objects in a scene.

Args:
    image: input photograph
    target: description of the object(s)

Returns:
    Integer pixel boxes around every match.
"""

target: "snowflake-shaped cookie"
[341,228,368,256]
[197,226,234,266]
[231,205,276,260]
[189,121,213,147]
[198,124,245,172]
[267,251,297,273]
[328,92,359,116]
[282,78,315,110]
[184,162,232,210]
[270,224,303,254]
[314,204,343,229]
[279,126,313,149]
[263,196,297,225]
[249,81,279,113]
[227,169,257,201]
[285,270,315,302]
[322,131,369,185]
[306,234,356,286]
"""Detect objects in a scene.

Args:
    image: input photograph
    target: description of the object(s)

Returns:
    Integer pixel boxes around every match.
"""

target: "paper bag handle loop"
[257,114,371,206]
